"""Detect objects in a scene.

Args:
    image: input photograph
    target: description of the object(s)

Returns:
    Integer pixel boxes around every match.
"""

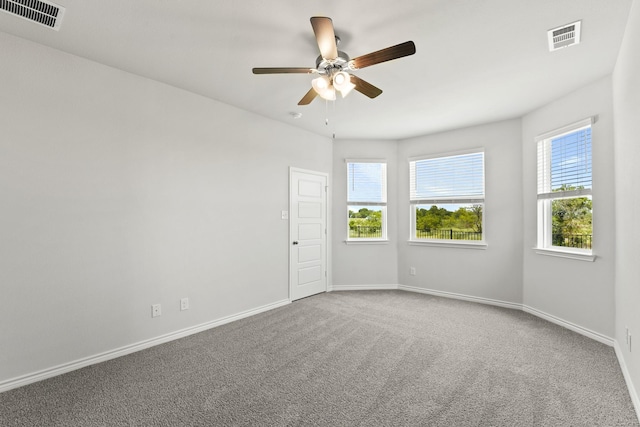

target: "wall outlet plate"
[180,298,189,311]
[152,304,161,318]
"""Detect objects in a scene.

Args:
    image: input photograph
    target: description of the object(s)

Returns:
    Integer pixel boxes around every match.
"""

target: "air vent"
[548,21,581,51]
[0,0,65,31]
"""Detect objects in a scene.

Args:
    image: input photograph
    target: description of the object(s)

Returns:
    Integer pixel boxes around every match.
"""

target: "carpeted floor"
[0,290,638,426]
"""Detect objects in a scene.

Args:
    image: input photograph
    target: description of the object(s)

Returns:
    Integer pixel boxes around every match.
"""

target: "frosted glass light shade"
[333,71,356,97]
[312,75,336,101]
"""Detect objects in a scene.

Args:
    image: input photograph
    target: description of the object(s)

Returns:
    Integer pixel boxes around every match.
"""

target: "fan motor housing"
[315,51,351,75]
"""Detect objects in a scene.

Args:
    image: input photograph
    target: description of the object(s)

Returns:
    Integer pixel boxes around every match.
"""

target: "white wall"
[521,77,616,338]
[397,119,523,304]
[332,139,399,287]
[0,32,332,385]
[613,0,640,411]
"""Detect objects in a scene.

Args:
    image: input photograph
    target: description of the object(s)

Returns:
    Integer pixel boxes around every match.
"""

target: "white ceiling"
[0,0,633,140]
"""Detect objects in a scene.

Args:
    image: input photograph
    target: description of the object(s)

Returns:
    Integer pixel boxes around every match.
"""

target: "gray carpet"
[1,290,638,426]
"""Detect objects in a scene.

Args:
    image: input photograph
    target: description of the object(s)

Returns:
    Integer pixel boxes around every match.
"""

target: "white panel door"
[290,168,327,301]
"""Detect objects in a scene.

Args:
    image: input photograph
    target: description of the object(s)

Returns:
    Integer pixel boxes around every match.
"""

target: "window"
[347,161,387,241]
[536,118,593,258]
[409,150,485,244]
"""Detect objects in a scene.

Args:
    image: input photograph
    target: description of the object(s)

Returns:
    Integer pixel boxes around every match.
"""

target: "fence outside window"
[349,225,383,238]
[552,233,592,249]
[350,226,591,248]
[415,229,483,241]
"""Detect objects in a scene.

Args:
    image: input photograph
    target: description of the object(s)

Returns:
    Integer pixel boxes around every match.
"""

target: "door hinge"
[325,270,327,277]
[325,185,328,192]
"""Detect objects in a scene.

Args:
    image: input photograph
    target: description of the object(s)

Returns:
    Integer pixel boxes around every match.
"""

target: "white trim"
[344,239,389,245]
[537,188,592,200]
[347,201,386,206]
[344,158,387,163]
[399,286,615,347]
[408,147,485,162]
[313,285,619,355]
[398,285,521,310]
[614,340,640,423]
[0,299,290,393]
[408,240,487,250]
[535,116,594,142]
[331,284,399,291]
[410,198,484,205]
[534,247,596,262]
[2,285,629,408]
[522,305,613,346]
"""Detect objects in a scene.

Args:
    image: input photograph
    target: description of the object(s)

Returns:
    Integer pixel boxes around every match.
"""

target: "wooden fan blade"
[253,67,315,74]
[350,41,416,69]
[350,75,383,98]
[298,88,318,105]
[310,17,338,60]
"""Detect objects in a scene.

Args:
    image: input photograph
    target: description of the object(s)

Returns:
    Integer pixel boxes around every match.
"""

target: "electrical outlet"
[180,297,189,311]
[151,304,161,318]
[410,267,416,276]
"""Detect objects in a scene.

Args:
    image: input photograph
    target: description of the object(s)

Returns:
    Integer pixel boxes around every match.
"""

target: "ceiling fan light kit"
[252,16,416,106]
[311,75,336,101]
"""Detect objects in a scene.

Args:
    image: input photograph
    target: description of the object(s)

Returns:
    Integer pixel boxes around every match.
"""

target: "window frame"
[535,117,595,262]
[408,149,487,249]
[346,159,388,244]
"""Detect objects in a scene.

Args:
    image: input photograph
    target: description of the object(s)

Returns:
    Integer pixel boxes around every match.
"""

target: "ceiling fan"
[252,17,416,105]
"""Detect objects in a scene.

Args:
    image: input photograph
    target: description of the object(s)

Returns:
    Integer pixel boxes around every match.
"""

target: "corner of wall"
[612,0,640,421]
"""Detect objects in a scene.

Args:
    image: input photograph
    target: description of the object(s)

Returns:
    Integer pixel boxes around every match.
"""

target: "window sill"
[344,239,389,245]
[534,248,596,262]
[408,240,487,250]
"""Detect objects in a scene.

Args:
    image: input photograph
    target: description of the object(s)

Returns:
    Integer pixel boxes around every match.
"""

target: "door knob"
[292,241,299,245]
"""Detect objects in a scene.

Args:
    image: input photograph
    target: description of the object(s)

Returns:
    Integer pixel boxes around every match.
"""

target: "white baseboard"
[398,285,615,346]
[399,284,523,310]
[331,284,400,292]
[1,285,629,409]
[614,340,640,423]
[0,299,290,393]
[522,305,613,346]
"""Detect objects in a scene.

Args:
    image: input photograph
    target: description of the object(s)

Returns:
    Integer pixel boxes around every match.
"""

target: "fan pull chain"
[325,99,330,125]
[332,98,337,138]
[323,99,337,138]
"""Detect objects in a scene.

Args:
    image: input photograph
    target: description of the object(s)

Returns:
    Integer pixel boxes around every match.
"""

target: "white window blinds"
[347,162,387,205]
[537,121,592,200]
[410,151,484,204]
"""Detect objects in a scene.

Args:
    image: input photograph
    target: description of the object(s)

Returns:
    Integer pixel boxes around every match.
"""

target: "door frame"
[289,167,331,301]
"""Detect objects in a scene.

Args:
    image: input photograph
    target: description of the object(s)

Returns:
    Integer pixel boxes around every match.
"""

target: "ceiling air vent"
[548,21,581,51]
[0,0,65,31]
